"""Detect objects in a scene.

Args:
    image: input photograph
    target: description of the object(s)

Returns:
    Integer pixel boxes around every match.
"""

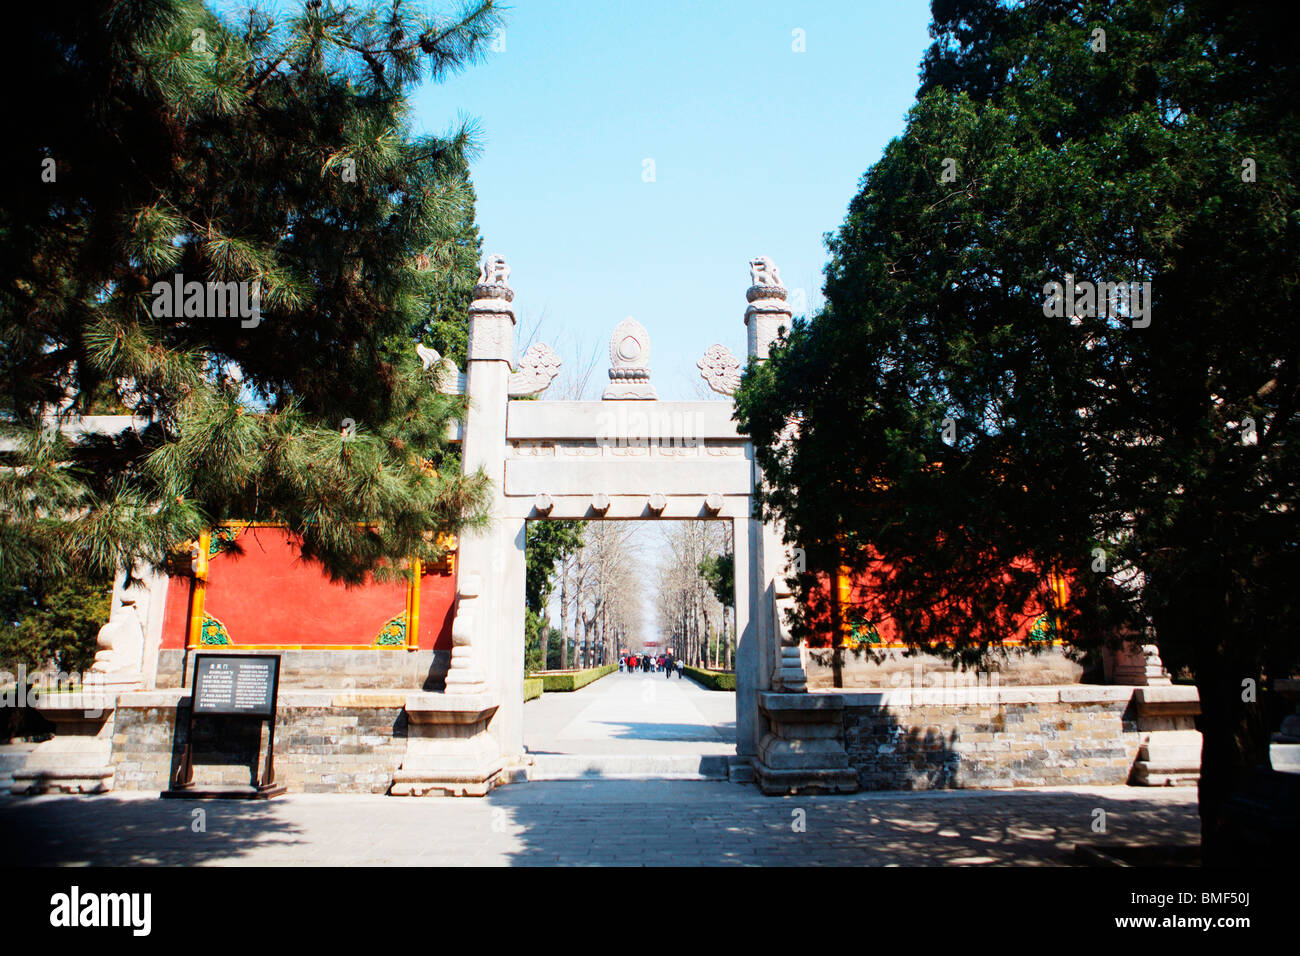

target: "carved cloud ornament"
[508,342,562,396]
[414,343,465,394]
[698,344,742,396]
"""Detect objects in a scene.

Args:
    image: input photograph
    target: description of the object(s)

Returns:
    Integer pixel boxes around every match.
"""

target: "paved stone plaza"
[1,781,1198,866]
[2,675,1199,866]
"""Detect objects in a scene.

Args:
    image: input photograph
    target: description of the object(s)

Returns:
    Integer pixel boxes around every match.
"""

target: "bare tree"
[654,521,729,668]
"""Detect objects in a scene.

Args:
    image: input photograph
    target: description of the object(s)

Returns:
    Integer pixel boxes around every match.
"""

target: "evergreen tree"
[736,0,1300,863]
[525,520,586,672]
[0,572,113,676]
[1,0,505,590]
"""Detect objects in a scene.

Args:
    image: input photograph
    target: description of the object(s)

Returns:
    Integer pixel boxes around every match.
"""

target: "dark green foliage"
[524,519,585,674]
[524,608,549,675]
[525,520,585,613]
[0,572,113,675]
[0,0,504,589]
[736,0,1300,861]
[535,665,616,692]
[698,551,734,609]
[682,666,735,691]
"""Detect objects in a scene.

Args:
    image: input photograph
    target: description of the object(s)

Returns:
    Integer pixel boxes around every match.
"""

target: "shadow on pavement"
[1,794,305,866]
[484,782,1201,866]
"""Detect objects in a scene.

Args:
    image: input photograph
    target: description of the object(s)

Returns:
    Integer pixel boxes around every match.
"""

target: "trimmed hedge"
[533,664,617,692]
[523,677,544,702]
[683,666,736,691]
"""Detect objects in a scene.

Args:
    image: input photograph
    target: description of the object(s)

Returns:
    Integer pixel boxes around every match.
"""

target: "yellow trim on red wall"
[185,531,210,650]
[406,558,421,649]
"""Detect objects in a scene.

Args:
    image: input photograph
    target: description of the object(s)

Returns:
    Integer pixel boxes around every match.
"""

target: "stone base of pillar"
[1270,679,1300,774]
[11,693,120,795]
[773,645,807,692]
[11,765,115,795]
[752,692,858,795]
[390,693,504,797]
[1130,685,1202,786]
[1105,641,1172,685]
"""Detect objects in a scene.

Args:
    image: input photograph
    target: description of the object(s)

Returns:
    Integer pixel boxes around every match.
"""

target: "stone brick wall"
[840,686,1143,789]
[806,646,1086,690]
[112,690,409,793]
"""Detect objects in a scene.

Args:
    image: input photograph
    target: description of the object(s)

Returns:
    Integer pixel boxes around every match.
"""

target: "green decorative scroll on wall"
[199,613,233,645]
[373,612,408,646]
[208,525,243,558]
[1028,614,1058,643]
[846,616,883,647]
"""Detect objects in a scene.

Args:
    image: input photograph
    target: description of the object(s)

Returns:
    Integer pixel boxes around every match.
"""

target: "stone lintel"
[759,691,846,714]
[1134,685,1201,717]
[506,400,742,442]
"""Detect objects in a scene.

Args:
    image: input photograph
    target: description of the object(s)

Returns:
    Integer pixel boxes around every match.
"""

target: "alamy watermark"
[1,665,117,718]
[49,886,151,936]
[1042,276,1151,328]
[595,407,701,451]
[886,660,1002,706]
[151,274,262,328]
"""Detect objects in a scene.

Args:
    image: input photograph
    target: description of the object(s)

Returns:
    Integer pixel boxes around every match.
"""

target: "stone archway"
[391,256,857,796]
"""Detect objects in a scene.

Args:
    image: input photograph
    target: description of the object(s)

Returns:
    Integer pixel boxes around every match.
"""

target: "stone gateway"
[8,256,1201,798]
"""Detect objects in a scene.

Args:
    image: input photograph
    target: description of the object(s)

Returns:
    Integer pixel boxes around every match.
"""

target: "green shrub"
[533,663,617,692]
[523,677,543,702]
[683,666,736,691]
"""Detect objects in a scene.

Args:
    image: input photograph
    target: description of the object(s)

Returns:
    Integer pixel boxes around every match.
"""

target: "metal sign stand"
[163,653,286,800]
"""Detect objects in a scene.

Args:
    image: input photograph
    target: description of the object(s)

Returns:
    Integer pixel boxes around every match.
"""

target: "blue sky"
[416,1,935,398]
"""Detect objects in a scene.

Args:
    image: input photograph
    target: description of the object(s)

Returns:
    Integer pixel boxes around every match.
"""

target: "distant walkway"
[524,668,736,756]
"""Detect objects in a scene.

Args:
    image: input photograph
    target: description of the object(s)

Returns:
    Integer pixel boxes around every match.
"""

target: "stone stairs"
[1131,730,1202,786]
[526,753,733,781]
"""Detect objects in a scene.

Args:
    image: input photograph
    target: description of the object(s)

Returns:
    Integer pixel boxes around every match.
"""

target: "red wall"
[807,552,1069,648]
[159,527,456,650]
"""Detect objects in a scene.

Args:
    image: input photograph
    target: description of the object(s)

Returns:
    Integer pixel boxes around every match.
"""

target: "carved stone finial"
[468,254,516,362]
[745,256,792,361]
[698,344,742,396]
[475,253,513,300]
[508,342,562,396]
[603,317,656,400]
[747,256,786,300]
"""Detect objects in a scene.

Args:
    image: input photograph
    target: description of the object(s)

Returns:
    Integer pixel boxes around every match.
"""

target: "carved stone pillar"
[743,257,808,694]
[444,256,515,696]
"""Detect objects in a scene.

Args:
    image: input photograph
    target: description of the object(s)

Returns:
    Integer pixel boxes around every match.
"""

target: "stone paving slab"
[0,783,1198,867]
[524,669,736,756]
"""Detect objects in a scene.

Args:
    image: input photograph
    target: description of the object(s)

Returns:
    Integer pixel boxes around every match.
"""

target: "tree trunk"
[558,558,569,671]
[1196,658,1262,866]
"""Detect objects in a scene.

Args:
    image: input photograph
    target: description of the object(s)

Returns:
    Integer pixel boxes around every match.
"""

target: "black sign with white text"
[191,654,279,717]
